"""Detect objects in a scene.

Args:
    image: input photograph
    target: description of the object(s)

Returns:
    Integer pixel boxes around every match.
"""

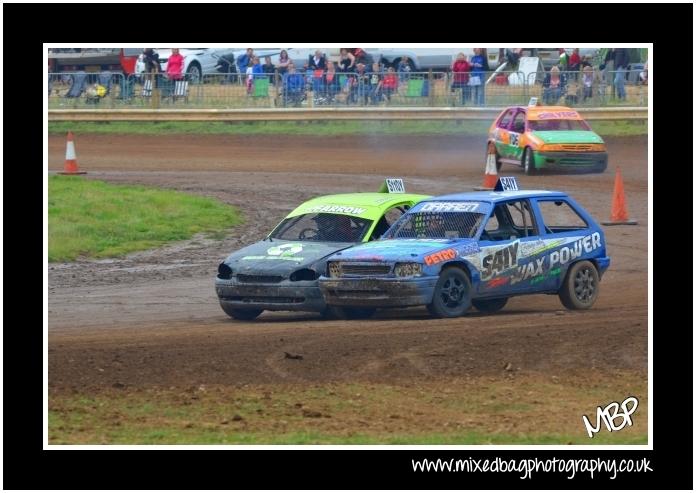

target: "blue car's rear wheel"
[559,261,600,310]
[427,267,472,318]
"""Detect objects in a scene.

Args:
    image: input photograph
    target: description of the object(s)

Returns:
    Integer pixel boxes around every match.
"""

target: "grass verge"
[48,175,240,262]
[49,371,647,444]
[48,119,647,137]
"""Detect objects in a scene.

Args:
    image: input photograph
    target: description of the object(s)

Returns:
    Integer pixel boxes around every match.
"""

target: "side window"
[371,205,407,240]
[503,200,537,237]
[497,110,514,129]
[537,200,589,234]
[511,111,526,133]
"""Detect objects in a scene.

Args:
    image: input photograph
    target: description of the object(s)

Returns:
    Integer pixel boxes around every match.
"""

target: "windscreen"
[528,119,591,131]
[270,213,372,243]
[383,211,485,240]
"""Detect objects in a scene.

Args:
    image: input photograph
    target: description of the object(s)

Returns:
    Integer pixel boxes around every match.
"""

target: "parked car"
[134,48,236,82]
[215,181,430,320]
[376,48,501,72]
[319,182,610,318]
[488,104,608,174]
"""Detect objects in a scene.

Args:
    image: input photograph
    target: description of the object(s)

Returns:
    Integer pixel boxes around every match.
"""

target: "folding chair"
[406,78,425,97]
[173,80,189,101]
[252,77,270,98]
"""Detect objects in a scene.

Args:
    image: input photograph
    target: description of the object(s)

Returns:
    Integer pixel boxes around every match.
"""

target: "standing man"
[613,47,630,101]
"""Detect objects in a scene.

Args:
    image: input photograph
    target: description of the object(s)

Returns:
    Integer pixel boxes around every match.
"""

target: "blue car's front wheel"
[427,267,472,318]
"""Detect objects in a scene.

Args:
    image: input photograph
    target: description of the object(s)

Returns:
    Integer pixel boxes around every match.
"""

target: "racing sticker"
[305,205,367,215]
[481,241,519,280]
[424,248,457,266]
[267,243,303,257]
[420,202,479,212]
[536,111,580,120]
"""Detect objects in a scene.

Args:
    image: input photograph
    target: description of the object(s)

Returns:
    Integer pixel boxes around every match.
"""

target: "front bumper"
[215,277,325,312]
[319,276,439,308]
[535,151,608,172]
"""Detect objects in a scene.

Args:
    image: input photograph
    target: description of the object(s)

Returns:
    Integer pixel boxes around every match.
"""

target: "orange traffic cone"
[58,131,86,175]
[474,142,498,191]
[601,167,637,225]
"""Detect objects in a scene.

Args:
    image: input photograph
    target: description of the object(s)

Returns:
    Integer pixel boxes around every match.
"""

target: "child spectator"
[582,65,595,101]
[245,56,263,94]
[369,62,384,104]
[381,66,398,102]
[323,61,340,103]
[450,52,471,104]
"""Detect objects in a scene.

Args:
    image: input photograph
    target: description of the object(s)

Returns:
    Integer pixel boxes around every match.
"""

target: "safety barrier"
[48,106,648,122]
[48,67,648,110]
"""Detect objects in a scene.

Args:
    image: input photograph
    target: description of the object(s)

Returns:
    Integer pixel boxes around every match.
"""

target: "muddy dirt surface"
[48,133,648,391]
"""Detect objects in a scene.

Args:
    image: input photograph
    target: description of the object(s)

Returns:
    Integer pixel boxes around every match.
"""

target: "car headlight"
[218,262,233,280]
[327,261,342,278]
[394,262,423,277]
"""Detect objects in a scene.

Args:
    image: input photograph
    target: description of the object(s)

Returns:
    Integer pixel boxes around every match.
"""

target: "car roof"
[422,190,567,203]
[287,192,431,219]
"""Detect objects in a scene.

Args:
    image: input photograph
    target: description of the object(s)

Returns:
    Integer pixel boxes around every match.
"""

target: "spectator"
[245,56,263,94]
[558,48,568,71]
[640,59,648,85]
[215,52,237,84]
[282,63,305,106]
[397,57,412,81]
[601,48,615,94]
[451,52,471,105]
[237,48,254,77]
[142,49,161,73]
[542,65,567,104]
[613,47,630,100]
[369,62,384,104]
[339,48,356,72]
[308,50,326,70]
[469,48,488,105]
[166,48,184,80]
[277,49,291,76]
[323,61,340,103]
[580,55,593,69]
[381,66,398,102]
[353,48,374,66]
[568,48,581,72]
[262,56,276,83]
[350,63,371,105]
[582,65,596,101]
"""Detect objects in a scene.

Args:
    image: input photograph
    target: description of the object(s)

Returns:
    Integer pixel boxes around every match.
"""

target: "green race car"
[215,180,430,320]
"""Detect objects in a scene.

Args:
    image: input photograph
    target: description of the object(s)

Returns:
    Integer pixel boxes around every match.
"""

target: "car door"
[507,109,527,164]
[530,197,597,292]
[493,109,516,161]
[476,199,545,297]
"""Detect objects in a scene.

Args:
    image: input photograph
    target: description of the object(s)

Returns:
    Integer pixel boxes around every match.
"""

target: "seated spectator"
[320,61,340,104]
[542,66,567,104]
[245,56,264,93]
[282,63,306,106]
[308,50,326,70]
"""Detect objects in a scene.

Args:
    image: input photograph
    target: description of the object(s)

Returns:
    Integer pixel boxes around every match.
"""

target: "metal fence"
[48,68,648,110]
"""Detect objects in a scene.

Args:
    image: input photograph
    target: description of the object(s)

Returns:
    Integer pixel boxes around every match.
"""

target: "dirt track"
[48,133,648,391]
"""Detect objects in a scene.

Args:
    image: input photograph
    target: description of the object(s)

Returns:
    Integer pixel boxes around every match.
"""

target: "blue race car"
[319,180,610,318]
